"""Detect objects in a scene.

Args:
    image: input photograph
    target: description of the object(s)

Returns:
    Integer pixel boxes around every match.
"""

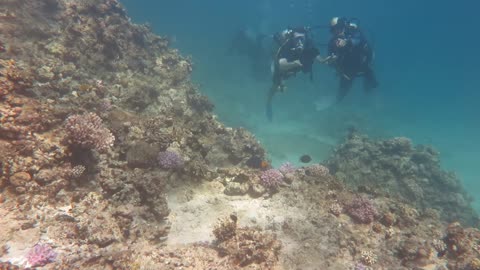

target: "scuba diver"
[266,26,321,121]
[324,17,378,102]
[227,28,271,81]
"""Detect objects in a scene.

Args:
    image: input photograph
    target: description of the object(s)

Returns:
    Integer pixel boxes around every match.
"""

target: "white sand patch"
[166,181,299,246]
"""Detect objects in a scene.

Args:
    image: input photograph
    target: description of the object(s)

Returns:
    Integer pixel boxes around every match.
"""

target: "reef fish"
[300,154,312,163]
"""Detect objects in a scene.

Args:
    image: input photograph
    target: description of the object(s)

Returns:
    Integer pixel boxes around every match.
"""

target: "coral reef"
[0,0,479,269]
[327,132,478,225]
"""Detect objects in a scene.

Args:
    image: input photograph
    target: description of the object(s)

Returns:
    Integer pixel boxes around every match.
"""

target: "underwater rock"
[204,148,231,167]
[126,142,159,168]
[224,181,249,196]
[187,90,214,113]
[380,136,413,154]
[8,172,31,187]
[249,182,267,197]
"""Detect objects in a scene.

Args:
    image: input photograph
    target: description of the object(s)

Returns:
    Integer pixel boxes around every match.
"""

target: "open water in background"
[122,0,480,212]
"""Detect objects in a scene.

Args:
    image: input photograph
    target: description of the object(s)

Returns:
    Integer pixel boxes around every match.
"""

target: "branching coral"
[26,244,57,267]
[157,150,184,169]
[260,169,284,189]
[64,112,115,151]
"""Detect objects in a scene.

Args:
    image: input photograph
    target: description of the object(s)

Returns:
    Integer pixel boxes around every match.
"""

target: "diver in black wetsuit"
[324,17,378,102]
[266,26,320,121]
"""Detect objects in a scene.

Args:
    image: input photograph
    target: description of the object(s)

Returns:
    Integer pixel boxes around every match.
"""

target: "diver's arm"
[278,58,302,72]
[316,55,337,65]
[316,55,328,63]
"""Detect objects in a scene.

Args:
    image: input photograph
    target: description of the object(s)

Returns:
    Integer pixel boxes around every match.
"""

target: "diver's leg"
[266,71,282,121]
[337,76,353,103]
[363,67,378,92]
[266,85,277,121]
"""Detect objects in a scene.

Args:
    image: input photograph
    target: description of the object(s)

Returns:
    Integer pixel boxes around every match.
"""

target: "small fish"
[300,154,312,163]
[246,156,270,169]
[260,160,270,169]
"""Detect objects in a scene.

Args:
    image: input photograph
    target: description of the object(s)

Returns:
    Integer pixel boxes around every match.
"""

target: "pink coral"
[26,244,56,267]
[260,169,284,188]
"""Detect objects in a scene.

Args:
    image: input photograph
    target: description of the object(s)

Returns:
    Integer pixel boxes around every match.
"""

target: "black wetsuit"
[273,27,319,86]
[328,24,378,101]
[267,27,319,121]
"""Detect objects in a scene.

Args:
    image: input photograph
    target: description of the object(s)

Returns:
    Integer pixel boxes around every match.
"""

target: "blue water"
[122,0,480,211]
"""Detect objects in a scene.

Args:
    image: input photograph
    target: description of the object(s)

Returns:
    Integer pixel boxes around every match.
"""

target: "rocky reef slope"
[0,0,478,269]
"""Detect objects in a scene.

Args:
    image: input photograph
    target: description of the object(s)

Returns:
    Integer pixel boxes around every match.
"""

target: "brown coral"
[213,214,238,242]
[381,212,396,227]
[213,214,282,268]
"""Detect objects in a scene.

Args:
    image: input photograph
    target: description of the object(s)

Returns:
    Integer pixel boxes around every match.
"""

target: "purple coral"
[345,197,378,224]
[26,244,56,267]
[278,162,295,175]
[157,150,184,169]
[354,263,368,270]
[64,112,115,151]
[260,169,284,188]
